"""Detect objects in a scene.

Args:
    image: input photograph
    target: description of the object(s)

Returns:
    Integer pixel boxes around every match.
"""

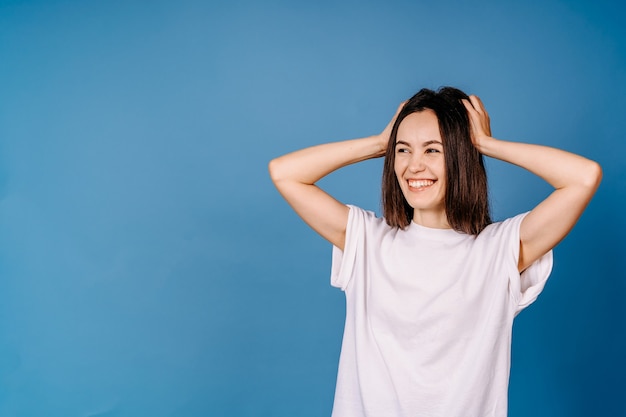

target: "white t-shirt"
[330,205,553,417]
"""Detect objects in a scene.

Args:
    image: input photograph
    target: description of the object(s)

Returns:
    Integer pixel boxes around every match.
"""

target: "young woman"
[268,87,601,417]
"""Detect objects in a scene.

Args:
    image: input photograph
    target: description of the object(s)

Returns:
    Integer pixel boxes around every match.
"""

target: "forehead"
[396,110,442,144]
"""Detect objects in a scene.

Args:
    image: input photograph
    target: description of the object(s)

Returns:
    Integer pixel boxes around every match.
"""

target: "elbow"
[583,160,603,190]
[268,158,280,182]
[268,157,286,185]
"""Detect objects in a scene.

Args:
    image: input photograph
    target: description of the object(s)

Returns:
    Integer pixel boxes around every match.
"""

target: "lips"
[408,179,435,189]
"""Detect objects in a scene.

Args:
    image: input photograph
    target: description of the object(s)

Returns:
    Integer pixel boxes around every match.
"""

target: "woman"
[268,87,601,417]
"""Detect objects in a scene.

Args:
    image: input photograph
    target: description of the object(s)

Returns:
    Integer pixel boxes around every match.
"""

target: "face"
[394,110,447,226]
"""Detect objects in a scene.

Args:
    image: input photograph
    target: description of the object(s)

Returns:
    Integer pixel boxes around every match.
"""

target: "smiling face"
[393,110,448,228]
[382,87,490,233]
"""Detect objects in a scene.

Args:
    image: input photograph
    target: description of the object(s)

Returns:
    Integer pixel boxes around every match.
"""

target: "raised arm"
[463,96,602,272]
[268,104,402,250]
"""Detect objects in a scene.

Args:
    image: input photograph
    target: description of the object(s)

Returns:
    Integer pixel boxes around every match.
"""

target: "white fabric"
[330,205,553,417]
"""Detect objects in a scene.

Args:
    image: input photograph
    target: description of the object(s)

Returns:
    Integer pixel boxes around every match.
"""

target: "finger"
[471,95,484,106]
[472,96,491,124]
[396,100,409,115]
[392,100,407,119]
[461,98,476,112]
[472,96,491,135]
[469,95,484,113]
[462,100,482,125]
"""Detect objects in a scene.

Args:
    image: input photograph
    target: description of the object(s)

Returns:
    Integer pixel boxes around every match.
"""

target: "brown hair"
[381,87,491,235]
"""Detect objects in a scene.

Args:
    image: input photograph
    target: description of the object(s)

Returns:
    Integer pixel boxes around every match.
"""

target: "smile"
[408,179,435,189]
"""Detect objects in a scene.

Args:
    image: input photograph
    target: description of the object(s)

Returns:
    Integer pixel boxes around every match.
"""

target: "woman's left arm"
[463,96,602,272]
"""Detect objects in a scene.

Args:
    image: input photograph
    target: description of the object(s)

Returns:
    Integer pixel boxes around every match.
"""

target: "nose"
[408,153,425,173]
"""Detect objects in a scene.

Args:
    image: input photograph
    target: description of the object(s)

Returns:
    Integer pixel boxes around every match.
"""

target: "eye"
[425,148,441,154]
[396,147,410,154]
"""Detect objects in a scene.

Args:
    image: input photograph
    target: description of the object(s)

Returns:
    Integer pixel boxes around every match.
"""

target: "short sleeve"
[496,212,554,315]
[330,205,367,291]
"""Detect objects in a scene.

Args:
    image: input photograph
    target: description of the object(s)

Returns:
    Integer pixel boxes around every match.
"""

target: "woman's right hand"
[378,101,406,155]
[269,101,407,250]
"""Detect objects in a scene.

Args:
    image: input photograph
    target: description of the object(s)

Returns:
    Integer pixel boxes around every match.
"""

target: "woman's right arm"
[268,105,401,250]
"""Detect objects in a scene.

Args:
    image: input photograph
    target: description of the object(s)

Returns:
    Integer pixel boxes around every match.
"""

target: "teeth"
[409,180,434,188]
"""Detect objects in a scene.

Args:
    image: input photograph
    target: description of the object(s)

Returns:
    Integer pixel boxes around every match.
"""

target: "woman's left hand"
[462,95,493,153]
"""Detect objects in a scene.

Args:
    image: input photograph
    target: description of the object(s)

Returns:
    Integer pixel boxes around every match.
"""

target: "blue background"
[1,0,624,416]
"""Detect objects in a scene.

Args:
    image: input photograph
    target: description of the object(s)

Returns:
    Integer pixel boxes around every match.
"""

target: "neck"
[412,209,451,229]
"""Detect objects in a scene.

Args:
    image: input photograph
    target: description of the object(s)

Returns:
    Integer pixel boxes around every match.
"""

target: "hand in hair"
[378,101,407,153]
[462,94,601,272]
[268,101,407,250]
[462,95,493,153]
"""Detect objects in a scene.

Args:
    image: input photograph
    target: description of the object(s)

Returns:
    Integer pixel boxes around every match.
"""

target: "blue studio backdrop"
[1,0,624,416]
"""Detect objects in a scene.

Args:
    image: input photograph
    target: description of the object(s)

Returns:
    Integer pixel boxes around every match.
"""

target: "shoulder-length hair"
[381,86,491,235]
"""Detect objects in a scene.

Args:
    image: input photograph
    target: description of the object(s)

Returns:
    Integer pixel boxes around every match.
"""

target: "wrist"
[375,133,389,156]
[474,135,497,156]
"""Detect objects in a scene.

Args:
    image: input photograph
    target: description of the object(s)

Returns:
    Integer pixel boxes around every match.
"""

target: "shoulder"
[471,212,530,257]
[346,204,388,228]
[479,212,528,239]
[344,204,398,243]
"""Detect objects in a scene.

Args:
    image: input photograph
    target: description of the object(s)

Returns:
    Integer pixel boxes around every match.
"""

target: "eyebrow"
[395,140,443,147]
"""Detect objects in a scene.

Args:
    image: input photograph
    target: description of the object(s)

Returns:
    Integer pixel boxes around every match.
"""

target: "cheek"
[393,159,402,177]
[438,176,447,197]
[436,159,444,175]
[393,163,407,190]
[436,160,447,193]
